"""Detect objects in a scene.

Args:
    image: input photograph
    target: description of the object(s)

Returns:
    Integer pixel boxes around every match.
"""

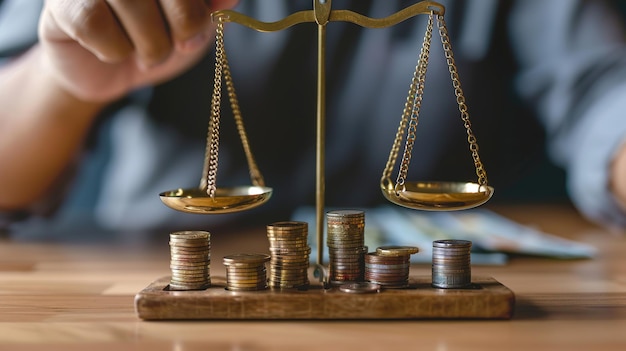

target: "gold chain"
[381,12,434,191]
[381,12,489,192]
[437,14,488,185]
[201,22,225,197]
[221,34,266,188]
[201,21,265,197]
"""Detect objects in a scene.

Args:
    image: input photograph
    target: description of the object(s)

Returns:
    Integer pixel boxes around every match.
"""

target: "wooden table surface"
[1,203,625,350]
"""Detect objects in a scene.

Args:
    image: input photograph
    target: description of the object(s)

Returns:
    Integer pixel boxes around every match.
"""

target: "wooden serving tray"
[135,275,514,320]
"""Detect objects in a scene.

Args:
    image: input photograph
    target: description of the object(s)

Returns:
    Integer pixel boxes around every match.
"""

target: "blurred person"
[1,0,626,238]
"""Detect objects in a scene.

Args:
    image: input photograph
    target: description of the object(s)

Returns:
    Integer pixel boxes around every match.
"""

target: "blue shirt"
[2,0,626,237]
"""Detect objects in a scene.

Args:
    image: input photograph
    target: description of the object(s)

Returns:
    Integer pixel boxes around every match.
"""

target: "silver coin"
[338,282,380,294]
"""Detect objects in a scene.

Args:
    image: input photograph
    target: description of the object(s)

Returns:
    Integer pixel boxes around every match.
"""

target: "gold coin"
[223,253,270,265]
[376,245,419,256]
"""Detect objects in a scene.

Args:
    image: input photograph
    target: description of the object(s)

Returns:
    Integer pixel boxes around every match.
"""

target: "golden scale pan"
[159,19,272,214]
[159,0,493,217]
[378,3,494,210]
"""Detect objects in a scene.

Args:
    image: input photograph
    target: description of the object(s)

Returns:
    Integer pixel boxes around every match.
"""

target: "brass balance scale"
[136,0,511,320]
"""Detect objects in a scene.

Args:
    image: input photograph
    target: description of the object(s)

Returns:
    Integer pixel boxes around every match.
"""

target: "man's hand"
[39,0,238,102]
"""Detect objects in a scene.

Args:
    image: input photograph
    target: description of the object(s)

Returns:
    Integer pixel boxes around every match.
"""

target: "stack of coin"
[223,253,270,291]
[365,246,419,288]
[431,239,472,288]
[326,209,367,284]
[266,221,311,289]
[169,231,211,291]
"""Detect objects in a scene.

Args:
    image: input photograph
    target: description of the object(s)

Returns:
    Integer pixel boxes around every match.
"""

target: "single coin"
[223,253,270,265]
[338,282,381,294]
[432,239,472,248]
[326,209,365,217]
[376,245,419,256]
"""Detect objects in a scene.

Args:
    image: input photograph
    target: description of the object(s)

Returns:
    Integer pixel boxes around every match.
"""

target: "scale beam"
[211,1,444,31]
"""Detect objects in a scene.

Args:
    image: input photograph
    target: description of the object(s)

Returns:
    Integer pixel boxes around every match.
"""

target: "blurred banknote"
[292,205,597,265]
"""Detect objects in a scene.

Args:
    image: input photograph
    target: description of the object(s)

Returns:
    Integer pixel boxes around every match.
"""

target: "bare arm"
[611,145,626,212]
[0,46,104,209]
[0,0,238,211]
[509,0,626,227]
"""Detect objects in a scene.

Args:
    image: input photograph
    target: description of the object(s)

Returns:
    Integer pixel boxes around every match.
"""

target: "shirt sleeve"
[509,0,626,229]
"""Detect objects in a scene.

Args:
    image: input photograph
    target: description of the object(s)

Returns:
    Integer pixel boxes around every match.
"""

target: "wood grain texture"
[135,276,515,320]
[1,204,626,350]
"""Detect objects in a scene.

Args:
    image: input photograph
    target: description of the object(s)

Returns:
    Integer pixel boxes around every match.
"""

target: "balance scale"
[135,0,514,320]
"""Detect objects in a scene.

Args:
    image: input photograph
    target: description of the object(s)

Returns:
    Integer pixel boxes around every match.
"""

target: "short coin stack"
[365,246,419,288]
[169,231,211,291]
[223,253,270,291]
[266,221,311,289]
[431,239,472,288]
[326,209,367,284]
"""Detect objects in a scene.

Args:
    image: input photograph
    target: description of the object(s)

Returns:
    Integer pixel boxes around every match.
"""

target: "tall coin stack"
[223,253,270,291]
[266,221,311,289]
[326,209,367,284]
[169,231,211,291]
[431,239,472,289]
[365,246,419,288]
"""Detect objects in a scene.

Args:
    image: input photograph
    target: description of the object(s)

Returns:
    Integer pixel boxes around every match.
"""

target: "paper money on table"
[292,205,597,265]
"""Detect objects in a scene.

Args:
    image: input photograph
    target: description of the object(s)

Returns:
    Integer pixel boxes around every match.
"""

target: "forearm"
[0,45,106,210]
[611,143,626,212]
[509,0,626,227]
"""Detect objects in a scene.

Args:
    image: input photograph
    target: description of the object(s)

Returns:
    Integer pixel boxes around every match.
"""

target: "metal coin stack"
[169,231,211,291]
[266,221,311,289]
[431,239,472,289]
[326,209,367,284]
[365,246,419,288]
[223,253,270,291]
